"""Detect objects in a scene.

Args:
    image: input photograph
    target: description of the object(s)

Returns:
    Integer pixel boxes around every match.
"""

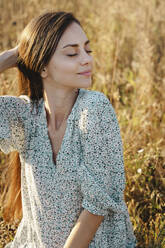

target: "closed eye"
[67,50,93,57]
[67,54,77,57]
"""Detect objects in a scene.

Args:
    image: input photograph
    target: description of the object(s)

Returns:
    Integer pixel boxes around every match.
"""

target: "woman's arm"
[0,46,18,73]
[63,209,104,248]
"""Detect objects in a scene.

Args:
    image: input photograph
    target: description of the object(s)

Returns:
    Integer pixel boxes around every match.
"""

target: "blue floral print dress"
[0,88,136,248]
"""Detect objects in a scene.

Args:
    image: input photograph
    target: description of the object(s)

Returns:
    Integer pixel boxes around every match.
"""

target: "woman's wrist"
[0,46,18,73]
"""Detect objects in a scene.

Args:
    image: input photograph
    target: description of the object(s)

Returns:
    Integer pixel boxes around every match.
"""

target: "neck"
[43,87,79,129]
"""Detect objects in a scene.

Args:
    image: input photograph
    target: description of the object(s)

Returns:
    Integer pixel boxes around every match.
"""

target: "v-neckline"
[41,88,81,166]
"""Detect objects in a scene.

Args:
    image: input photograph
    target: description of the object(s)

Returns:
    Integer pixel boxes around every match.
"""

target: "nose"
[79,50,93,65]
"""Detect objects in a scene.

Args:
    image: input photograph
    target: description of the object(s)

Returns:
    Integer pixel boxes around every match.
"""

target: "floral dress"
[0,88,136,248]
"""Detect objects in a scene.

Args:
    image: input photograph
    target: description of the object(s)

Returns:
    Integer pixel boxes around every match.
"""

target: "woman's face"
[42,22,93,89]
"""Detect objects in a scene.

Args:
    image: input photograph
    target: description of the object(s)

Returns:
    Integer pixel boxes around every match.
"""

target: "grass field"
[0,0,165,247]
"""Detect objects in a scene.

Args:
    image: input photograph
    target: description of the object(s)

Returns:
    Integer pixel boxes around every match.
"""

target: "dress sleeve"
[78,94,127,217]
[0,96,27,154]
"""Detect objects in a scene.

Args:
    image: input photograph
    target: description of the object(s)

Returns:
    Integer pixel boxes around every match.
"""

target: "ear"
[41,67,48,79]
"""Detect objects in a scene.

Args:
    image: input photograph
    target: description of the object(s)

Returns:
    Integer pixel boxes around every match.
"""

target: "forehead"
[57,22,88,48]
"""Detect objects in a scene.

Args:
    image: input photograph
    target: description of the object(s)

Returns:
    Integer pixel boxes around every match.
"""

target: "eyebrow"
[62,40,90,49]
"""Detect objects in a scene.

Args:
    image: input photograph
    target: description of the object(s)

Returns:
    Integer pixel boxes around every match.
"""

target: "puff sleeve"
[78,94,127,217]
[0,96,27,154]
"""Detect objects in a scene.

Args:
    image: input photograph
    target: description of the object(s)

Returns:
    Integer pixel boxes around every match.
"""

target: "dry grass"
[0,0,165,247]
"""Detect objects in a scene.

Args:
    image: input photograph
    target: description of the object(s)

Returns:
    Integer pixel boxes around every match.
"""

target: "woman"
[0,11,136,248]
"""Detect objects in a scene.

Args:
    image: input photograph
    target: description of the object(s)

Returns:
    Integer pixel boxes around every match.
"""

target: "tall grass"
[0,0,165,247]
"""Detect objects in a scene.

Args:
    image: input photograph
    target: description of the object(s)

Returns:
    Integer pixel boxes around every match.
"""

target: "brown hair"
[0,11,81,223]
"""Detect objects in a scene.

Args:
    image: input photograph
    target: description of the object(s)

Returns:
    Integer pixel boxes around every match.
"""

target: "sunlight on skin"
[64,209,104,248]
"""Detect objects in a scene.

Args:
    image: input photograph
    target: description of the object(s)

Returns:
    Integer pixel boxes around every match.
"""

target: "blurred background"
[0,0,165,247]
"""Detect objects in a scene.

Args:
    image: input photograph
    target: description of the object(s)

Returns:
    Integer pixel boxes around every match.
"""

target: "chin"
[80,83,91,89]
[80,79,92,88]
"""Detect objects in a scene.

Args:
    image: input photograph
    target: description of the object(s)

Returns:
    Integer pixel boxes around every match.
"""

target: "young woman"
[0,11,136,248]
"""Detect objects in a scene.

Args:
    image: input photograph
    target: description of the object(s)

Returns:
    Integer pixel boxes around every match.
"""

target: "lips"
[78,70,92,76]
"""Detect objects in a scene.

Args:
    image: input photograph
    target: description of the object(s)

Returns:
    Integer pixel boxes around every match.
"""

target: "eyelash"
[67,50,93,57]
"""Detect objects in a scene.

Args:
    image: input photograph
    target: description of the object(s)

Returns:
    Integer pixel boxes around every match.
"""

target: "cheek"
[55,58,78,74]
[48,58,78,84]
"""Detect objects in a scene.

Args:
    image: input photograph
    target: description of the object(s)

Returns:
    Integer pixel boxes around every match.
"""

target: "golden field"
[0,0,165,247]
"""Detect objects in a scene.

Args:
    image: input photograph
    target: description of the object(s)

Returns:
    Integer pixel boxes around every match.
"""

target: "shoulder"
[78,90,120,138]
[78,89,116,131]
[0,94,31,105]
[0,94,32,116]
[79,89,118,128]
[79,88,110,109]
[79,88,114,117]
